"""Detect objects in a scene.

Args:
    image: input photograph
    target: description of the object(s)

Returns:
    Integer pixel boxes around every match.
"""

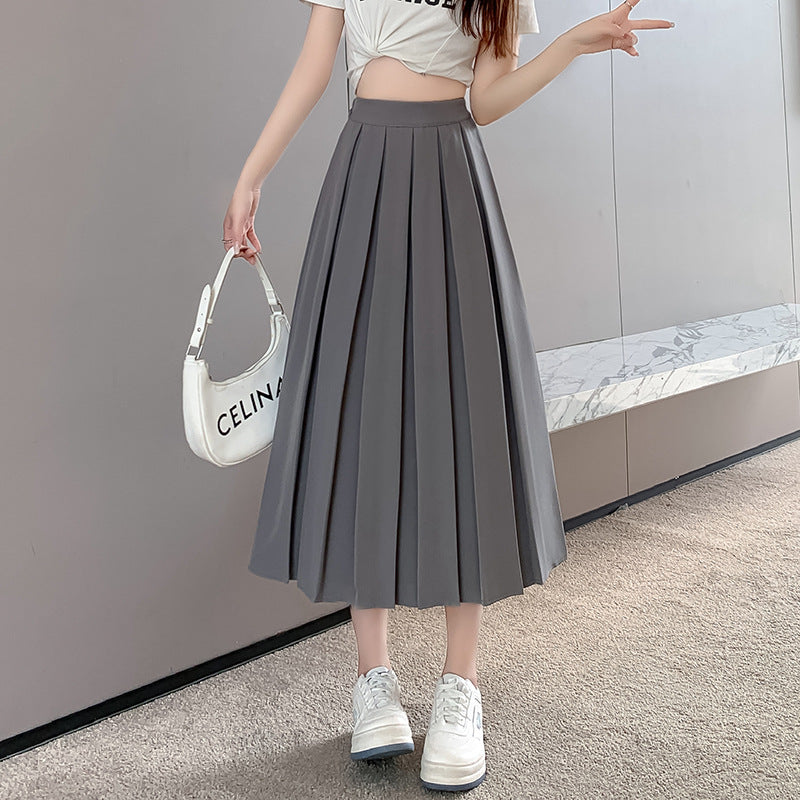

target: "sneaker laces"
[435,680,471,726]
[361,668,396,710]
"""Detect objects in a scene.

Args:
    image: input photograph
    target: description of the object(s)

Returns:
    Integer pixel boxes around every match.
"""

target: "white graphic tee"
[298,0,540,96]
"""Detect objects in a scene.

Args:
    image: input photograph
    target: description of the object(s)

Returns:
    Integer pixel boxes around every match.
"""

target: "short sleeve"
[517,0,540,34]
[297,0,344,8]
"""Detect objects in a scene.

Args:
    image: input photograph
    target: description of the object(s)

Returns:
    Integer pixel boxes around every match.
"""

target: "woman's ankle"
[441,666,478,687]
[357,660,392,678]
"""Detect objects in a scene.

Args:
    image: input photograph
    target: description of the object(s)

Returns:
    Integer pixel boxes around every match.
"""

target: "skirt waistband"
[348,96,472,127]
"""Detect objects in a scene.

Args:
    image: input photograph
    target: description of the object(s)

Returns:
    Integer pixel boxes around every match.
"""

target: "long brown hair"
[456,0,521,60]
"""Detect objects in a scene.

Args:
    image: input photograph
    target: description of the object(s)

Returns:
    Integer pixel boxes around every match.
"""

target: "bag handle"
[186,246,285,358]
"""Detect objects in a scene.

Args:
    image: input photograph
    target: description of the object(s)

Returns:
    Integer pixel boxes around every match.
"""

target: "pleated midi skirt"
[249,95,567,609]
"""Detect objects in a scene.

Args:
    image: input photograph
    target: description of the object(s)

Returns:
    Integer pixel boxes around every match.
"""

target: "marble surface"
[537,303,800,432]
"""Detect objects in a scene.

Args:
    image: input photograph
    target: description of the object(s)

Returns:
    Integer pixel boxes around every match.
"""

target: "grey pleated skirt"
[248,95,567,609]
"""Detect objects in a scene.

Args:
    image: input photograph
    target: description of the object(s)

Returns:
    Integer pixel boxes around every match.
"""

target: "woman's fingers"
[238,224,262,265]
[610,22,639,55]
[222,222,256,260]
[611,8,669,56]
[221,226,234,247]
[240,191,263,264]
[237,236,256,264]
[614,0,674,29]
[630,18,675,30]
[247,225,262,256]
[223,187,263,260]
[222,219,242,254]
[572,2,672,58]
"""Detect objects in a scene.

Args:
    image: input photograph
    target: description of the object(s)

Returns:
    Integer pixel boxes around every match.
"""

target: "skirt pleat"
[249,96,567,609]
[460,121,568,584]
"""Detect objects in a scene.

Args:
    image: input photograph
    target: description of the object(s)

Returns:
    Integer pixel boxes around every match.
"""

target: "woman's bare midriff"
[356,56,466,101]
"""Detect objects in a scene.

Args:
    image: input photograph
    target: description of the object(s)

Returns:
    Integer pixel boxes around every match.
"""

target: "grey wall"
[1,0,798,741]
[0,0,351,742]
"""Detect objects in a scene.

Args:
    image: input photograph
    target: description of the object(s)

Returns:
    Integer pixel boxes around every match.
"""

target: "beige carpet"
[3,439,799,799]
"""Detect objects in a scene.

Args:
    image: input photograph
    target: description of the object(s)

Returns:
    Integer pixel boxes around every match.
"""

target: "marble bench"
[537,303,800,432]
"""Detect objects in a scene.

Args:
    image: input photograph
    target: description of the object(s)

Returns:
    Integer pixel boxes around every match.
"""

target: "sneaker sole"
[350,740,415,761]
[351,722,415,761]
[420,771,486,792]
[420,756,487,791]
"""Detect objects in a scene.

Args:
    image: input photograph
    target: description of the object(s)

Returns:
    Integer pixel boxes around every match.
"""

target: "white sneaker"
[420,673,486,792]
[350,665,415,761]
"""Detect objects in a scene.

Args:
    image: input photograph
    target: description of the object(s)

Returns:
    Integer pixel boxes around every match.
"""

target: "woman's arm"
[469,0,674,126]
[236,5,345,191]
[223,5,344,262]
[469,32,578,126]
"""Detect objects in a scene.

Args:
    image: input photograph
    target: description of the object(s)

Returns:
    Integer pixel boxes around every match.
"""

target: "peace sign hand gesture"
[564,0,675,58]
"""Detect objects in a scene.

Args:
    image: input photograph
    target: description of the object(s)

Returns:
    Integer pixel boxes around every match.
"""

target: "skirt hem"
[247,551,566,609]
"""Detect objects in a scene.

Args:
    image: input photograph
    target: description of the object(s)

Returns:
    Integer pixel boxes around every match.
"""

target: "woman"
[223,0,674,791]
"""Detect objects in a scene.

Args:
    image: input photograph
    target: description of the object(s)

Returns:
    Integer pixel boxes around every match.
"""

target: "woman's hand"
[563,0,675,58]
[222,185,262,265]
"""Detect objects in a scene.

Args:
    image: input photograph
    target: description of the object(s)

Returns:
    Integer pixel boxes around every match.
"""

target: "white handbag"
[182,246,290,467]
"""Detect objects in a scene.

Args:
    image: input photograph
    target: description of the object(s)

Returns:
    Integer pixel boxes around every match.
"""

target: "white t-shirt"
[298,0,540,97]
